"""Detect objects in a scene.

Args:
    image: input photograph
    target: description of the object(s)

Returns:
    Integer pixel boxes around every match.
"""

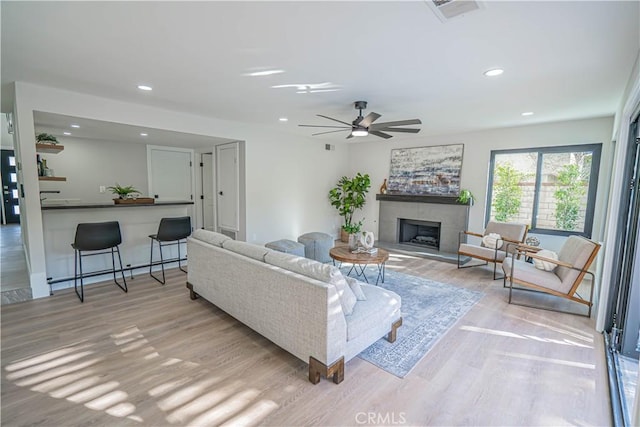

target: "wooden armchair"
[457,221,529,279]
[501,236,601,317]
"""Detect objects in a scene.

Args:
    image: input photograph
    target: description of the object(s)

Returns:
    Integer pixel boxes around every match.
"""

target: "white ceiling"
[2,1,639,142]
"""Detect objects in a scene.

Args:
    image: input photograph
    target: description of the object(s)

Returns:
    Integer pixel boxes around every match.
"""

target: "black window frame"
[485,143,602,238]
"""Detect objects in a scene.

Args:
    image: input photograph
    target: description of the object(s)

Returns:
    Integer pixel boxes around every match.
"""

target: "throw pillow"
[192,229,230,247]
[345,277,367,301]
[482,233,503,250]
[533,249,559,272]
[222,239,271,262]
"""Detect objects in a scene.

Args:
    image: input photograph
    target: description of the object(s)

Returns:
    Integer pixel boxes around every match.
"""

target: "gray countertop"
[41,201,194,210]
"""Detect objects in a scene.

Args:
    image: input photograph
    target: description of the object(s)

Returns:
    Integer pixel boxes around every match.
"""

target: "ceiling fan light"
[352,129,368,137]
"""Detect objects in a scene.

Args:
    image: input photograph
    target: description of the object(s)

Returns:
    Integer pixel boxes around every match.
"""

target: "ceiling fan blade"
[359,112,381,128]
[370,119,422,129]
[370,130,393,139]
[317,114,353,126]
[299,124,351,129]
[312,129,349,136]
[378,127,421,133]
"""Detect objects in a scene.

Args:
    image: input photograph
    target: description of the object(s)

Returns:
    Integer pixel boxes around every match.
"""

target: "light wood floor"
[1,253,611,426]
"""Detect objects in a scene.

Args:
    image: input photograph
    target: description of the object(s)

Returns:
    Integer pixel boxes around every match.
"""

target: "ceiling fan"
[299,101,422,139]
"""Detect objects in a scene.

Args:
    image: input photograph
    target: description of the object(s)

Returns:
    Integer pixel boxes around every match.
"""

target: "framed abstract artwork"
[387,144,464,195]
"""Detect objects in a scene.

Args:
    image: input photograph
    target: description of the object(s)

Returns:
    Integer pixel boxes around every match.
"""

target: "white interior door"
[216,143,239,233]
[201,153,215,230]
[147,146,194,201]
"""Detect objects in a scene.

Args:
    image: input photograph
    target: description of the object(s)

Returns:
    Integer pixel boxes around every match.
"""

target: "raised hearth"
[378,194,469,255]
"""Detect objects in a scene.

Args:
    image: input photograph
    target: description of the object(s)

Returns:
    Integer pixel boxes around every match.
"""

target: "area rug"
[345,268,483,378]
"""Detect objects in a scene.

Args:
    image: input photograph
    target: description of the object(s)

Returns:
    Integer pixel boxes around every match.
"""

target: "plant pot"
[340,229,349,243]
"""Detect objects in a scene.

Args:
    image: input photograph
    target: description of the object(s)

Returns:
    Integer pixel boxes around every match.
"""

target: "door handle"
[154,195,159,199]
[218,191,224,196]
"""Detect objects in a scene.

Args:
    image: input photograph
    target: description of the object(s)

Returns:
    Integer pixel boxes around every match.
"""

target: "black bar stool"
[72,221,128,302]
[149,216,192,284]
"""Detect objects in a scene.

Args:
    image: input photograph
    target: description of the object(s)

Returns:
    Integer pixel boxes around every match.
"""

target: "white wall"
[1,114,14,149]
[12,81,350,298]
[347,116,614,253]
[38,138,148,203]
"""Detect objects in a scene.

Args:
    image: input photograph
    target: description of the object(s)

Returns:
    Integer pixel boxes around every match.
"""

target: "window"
[486,144,602,237]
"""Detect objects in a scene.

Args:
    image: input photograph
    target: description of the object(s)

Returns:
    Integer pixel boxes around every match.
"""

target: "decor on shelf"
[388,144,464,195]
[457,188,474,205]
[35,133,58,144]
[328,173,371,242]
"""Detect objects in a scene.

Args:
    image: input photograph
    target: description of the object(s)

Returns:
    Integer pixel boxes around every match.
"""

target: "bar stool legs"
[149,238,187,285]
[149,216,191,285]
[73,246,127,302]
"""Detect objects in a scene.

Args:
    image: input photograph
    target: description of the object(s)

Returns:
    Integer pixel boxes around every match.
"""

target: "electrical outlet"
[99,185,106,193]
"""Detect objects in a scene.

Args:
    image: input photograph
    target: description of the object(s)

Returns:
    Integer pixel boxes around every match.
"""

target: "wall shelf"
[38,176,67,182]
[36,143,64,154]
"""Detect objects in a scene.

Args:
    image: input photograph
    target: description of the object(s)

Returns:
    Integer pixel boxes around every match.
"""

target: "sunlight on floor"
[5,322,282,425]
[460,325,594,348]
[497,351,596,369]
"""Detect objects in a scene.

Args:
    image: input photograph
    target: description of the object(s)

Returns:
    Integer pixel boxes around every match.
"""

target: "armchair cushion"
[459,243,508,262]
[503,257,563,291]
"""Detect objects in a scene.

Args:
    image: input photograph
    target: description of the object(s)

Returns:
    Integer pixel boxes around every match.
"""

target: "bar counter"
[41,201,194,290]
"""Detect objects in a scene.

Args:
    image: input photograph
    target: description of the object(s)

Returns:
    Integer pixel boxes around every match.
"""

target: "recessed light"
[244,69,284,77]
[70,124,80,128]
[63,132,71,135]
[279,117,288,122]
[483,68,504,77]
[137,85,153,91]
[140,133,148,137]
[521,112,534,116]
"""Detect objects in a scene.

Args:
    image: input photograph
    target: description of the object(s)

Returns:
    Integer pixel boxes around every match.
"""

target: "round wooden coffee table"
[329,246,389,285]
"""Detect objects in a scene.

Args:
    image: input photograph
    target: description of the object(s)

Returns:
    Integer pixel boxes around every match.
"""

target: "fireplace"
[398,219,441,250]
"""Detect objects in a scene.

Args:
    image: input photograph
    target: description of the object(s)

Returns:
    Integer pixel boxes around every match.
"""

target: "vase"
[340,229,349,243]
[348,233,359,251]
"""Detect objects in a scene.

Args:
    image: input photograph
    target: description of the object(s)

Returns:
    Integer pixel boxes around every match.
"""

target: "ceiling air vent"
[426,0,483,22]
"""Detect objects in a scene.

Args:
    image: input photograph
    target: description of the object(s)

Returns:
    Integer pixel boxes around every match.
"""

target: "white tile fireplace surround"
[377,194,469,254]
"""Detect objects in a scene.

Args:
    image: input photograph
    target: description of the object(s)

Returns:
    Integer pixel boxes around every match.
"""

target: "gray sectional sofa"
[186,229,402,384]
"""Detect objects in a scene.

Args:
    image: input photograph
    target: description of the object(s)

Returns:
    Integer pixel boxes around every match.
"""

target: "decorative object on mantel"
[388,144,464,195]
[379,178,388,194]
[36,133,58,145]
[328,173,371,242]
[457,189,475,206]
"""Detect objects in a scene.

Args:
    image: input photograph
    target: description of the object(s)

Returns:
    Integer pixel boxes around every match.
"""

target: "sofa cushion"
[345,277,367,301]
[346,284,401,341]
[223,239,272,262]
[265,251,357,315]
[191,229,231,247]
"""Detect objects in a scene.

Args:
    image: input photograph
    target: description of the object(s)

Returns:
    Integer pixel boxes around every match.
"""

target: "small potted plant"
[457,189,475,206]
[36,133,59,145]
[107,184,140,203]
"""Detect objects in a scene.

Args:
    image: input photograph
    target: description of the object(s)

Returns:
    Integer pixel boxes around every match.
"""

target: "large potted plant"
[329,173,371,243]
